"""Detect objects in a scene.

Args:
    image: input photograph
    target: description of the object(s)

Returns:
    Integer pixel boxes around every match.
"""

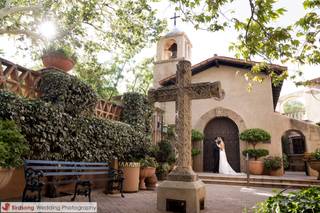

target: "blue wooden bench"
[22,160,124,202]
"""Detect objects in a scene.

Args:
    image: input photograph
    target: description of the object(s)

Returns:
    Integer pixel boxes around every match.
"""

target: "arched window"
[281,130,306,172]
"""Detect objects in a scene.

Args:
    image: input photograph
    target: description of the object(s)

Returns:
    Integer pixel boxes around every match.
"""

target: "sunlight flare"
[38,21,56,40]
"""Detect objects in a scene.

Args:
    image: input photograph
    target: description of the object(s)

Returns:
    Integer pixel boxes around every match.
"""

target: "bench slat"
[26,166,110,171]
[46,177,114,185]
[25,160,108,166]
[43,171,110,176]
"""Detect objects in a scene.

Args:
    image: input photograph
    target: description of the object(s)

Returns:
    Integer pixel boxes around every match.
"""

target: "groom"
[212,138,220,173]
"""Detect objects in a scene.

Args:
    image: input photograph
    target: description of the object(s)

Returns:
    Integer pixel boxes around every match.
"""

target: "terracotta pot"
[309,160,320,180]
[42,54,75,72]
[0,167,14,190]
[270,167,283,176]
[119,162,140,193]
[139,167,156,190]
[248,160,264,175]
[145,174,158,190]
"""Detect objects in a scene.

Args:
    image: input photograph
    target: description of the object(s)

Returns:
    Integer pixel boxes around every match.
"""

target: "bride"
[215,136,238,175]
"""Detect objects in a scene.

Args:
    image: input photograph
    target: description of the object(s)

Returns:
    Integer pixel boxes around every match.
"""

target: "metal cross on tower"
[170,12,180,26]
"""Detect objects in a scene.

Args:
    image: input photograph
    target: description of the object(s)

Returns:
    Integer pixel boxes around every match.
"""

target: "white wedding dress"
[219,149,237,175]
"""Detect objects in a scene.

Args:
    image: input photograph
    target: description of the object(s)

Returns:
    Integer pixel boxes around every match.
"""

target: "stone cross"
[149,60,223,181]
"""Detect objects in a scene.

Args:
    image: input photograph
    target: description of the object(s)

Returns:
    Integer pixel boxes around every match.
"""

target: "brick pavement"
[46,183,295,213]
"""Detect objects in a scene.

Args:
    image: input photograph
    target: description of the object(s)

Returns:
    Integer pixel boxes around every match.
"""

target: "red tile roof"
[160,56,287,85]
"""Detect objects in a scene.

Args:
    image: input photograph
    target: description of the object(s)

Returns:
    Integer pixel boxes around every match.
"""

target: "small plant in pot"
[155,140,176,180]
[156,163,171,181]
[240,128,271,175]
[191,129,203,172]
[119,153,141,193]
[192,129,204,142]
[42,44,76,72]
[282,153,289,171]
[0,120,29,189]
[307,148,320,180]
[264,156,283,176]
[139,156,158,190]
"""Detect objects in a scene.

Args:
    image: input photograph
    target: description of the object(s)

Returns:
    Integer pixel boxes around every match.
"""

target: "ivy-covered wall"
[0,69,150,162]
[39,69,98,116]
[121,92,152,135]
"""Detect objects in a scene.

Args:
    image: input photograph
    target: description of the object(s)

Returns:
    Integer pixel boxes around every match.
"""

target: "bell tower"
[153,28,192,88]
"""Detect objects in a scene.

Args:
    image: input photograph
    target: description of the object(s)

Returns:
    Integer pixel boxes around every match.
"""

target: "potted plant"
[192,129,204,142]
[282,153,289,171]
[156,163,171,181]
[139,156,158,190]
[191,129,203,171]
[119,159,140,193]
[42,44,76,72]
[306,149,320,180]
[242,149,269,174]
[240,128,271,175]
[0,120,29,190]
[264,156,283,176]
[155,140,176,180]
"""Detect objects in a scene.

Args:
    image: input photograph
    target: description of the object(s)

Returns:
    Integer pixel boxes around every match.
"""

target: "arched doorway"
[203,117,240,172]
[282,130,306,172]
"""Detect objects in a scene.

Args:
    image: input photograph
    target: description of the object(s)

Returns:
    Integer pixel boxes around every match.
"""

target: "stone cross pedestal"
[149,60,223,213]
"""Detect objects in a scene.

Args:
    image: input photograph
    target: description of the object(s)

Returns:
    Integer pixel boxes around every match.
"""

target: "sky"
[1,0,319,96]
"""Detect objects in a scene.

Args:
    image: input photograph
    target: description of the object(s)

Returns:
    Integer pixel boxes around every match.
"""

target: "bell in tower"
[168,43,177,58]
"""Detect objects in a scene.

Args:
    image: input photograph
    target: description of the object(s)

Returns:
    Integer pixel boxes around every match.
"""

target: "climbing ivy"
[38,69,98,116]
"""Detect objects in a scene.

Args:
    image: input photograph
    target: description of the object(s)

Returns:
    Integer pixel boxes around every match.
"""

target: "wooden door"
[203,117,240,172]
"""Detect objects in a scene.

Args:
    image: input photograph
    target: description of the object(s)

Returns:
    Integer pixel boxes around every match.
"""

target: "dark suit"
[212,141,220,173]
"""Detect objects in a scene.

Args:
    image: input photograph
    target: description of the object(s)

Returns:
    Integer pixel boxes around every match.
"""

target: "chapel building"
[152,28,320,175]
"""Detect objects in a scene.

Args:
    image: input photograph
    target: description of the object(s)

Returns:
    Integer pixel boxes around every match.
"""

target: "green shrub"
[311,148,320,160]
[255,187,320,212]
[264,156,282,171]
[38,70,98,116]
[139,156,158,168]
[121,92,152,134]
[242,148,269,160]
[0,120,29,168]
[240,128,271,148]
[191,148,201,157]
[282,153,289,170]
[0,91,148,162]
[156,162,171,180]
[43,44,77,61]
[192,129,204,141]
[156,140,175,164]
[166,125,176,138]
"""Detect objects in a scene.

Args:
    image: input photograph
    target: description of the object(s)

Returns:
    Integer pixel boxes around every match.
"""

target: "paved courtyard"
[47,184,295,213]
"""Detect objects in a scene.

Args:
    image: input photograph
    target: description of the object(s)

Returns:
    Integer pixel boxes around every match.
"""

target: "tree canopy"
[0,0,166,98]
[170,0,319,84]
[1,0,319,96]
[283,100,305,113]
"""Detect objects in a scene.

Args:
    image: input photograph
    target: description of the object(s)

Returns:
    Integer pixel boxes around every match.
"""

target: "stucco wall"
[305,93,320,122]
[161,65,275,129]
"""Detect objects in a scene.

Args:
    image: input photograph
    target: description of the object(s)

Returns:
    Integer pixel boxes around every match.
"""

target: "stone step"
[199,175,320,185]
[201,178,317,188]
